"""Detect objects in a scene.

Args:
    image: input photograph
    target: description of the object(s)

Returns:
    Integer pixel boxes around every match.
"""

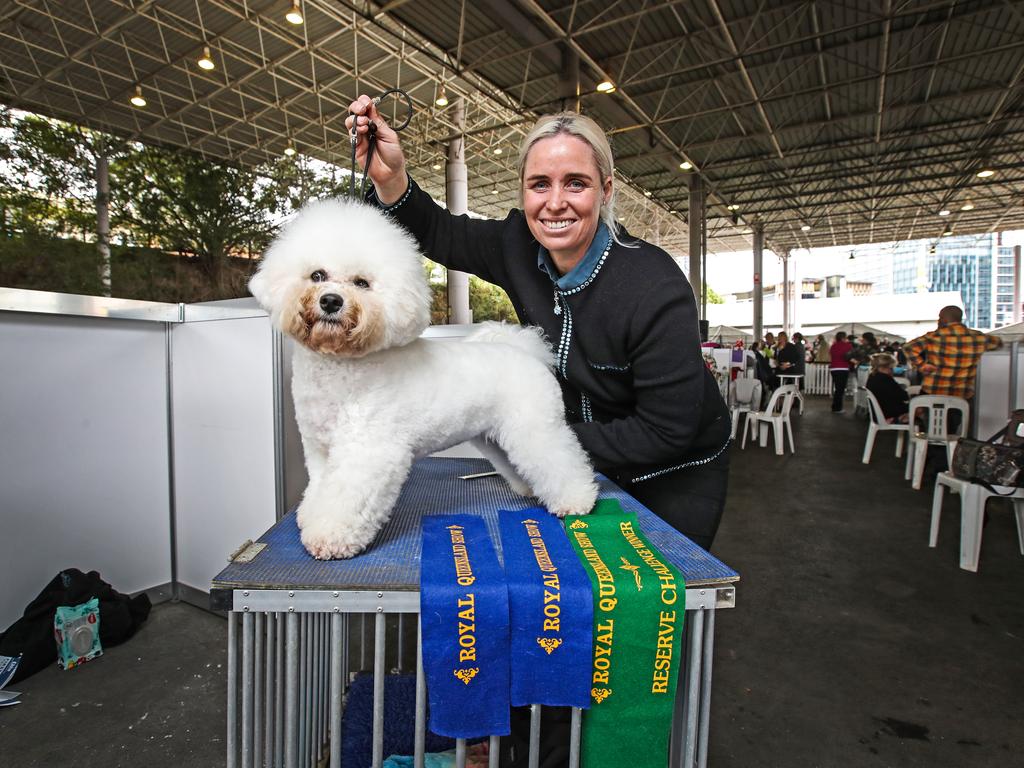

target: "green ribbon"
[565,499,686,768]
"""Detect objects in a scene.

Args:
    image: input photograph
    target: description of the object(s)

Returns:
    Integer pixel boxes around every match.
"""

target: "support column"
[688,174,704,315]
[753,222,764,342]
[559,46,580,112]
[96,146,111,297]
[446,98,472,324]
[781,249,790,335]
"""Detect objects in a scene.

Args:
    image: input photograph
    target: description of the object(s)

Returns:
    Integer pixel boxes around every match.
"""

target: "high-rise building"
[993,238,1017,327]
[892,233,995,328]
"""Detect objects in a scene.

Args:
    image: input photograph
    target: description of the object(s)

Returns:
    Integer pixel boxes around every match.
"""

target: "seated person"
[866,353,909,423]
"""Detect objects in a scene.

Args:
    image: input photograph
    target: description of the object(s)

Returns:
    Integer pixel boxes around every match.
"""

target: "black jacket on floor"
[0,568,151,683]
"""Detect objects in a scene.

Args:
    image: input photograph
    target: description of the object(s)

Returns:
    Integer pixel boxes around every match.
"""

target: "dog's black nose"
[319,293,344,314]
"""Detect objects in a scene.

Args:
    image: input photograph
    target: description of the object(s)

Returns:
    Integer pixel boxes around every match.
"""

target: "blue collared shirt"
[536,222,611,290]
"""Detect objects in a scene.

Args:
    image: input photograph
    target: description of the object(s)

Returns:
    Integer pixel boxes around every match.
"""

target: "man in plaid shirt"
[905,305,1002,402]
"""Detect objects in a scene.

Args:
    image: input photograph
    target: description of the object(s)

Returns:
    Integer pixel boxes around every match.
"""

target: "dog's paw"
[301,529,368,560]
[546,481,599,518]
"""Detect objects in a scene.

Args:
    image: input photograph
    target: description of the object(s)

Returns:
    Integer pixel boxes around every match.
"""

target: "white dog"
[249,199,598,559]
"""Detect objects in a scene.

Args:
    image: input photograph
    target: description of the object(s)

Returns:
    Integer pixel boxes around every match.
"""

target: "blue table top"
[211,457,739,591]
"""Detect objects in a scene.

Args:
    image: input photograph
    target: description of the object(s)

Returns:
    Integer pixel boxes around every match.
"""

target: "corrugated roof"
[1,0,1022,258]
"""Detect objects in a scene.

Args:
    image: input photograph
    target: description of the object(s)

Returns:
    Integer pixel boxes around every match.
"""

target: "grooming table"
[212,457,739,768]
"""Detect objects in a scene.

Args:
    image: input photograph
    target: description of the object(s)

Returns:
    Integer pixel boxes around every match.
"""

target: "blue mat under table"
[212,457,738,591]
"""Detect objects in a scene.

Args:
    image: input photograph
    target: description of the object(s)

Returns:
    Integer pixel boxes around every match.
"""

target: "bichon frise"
[249,199,598,559]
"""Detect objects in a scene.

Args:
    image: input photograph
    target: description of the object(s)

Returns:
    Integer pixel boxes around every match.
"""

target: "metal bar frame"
[224,585,734,767]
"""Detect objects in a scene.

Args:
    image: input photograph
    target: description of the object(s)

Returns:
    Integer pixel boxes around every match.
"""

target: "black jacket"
[371,178,730,482]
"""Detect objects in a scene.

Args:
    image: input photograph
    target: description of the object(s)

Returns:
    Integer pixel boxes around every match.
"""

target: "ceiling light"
[976,168,995,178]
[644,190,652,197]
[800,224,811,231]
[435,86,449,107]
[960,201,975,211]
[285,0,303,24]
[727,204,739,211]
[197,45,215,71]
[130,85,147,108]
[284,140,296,157]
[941,226,952,237]
[493,147,502,155]
[492,188,499,195]
[679,161,692,170]
[596,80,616,94]
[938,209,951,216]
[431,162,442,171]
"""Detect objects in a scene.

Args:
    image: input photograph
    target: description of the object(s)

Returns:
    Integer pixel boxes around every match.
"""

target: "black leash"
[350,88,413,200]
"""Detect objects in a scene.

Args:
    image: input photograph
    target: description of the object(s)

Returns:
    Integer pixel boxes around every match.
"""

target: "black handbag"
[950,410,1024,489]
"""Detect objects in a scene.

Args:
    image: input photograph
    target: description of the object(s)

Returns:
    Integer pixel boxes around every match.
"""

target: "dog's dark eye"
[353,277,370,289]
[310,270,327,283]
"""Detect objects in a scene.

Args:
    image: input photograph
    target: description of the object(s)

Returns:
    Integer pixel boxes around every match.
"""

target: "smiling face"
[522,134,612,274]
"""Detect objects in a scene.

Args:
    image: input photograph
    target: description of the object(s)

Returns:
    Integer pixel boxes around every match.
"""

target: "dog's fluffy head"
[250,199,431,357]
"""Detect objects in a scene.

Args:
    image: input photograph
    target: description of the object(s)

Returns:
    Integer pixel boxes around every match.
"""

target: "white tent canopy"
[815,322,906,344]
[992,321,1024,342]
[706,324,754,344]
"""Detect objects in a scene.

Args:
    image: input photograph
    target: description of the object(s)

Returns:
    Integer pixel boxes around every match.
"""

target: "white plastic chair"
[906,384,923,397]
[930,471,1024,572]
[852,367,870,415]
[904,395,970,490]
[730,378,762,440]
[741,385,797,455]
[776,373,805,414]
[862,390,908,464]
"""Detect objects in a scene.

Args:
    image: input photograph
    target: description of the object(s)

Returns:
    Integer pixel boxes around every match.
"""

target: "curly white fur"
[250,199,598,559]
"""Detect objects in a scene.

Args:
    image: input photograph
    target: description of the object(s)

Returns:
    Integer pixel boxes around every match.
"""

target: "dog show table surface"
[211,457,738,596]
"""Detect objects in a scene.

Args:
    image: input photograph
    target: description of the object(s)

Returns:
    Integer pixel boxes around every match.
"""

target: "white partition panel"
[975,347,1024,440]
[171,316,277,593]
[0,313,172,628]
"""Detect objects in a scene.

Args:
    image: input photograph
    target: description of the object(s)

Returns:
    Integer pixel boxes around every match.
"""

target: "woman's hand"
[345,95,408,204]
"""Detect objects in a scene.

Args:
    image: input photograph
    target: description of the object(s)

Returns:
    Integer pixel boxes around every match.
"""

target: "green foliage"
[0,233,256,303]
[422,258,518,324]
[706,285,726,304]
[112,143,277,282]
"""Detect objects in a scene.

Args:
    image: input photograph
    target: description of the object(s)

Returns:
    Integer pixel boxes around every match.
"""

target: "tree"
[706,285,726,304]
[113,144,278,284]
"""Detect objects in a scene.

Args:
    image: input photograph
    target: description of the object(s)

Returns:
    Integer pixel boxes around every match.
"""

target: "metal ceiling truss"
[1,0,1023,260]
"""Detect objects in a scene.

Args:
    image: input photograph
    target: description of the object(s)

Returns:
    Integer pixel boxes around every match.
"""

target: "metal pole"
[331,613,344,768]
[415,621,426,768]
[373,612,387,768]
[253,613,264,766]
[285,613,299,768]
[697,609,717,768]
[528,705,541,768]
[242,612,254,768]
[227,613,238,768]
[684,608,706,768]
[446,97,472,324]
[688,174,704,313]
[753,222,765,341]
[95,146,111,297]
[781,250,790,335]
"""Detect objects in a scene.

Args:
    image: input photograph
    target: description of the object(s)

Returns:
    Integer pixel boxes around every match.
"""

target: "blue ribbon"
[499,509,594,709]
[420,515,510,738]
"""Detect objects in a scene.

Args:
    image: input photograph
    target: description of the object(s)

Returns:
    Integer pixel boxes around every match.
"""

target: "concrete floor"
[1,396,1022,768]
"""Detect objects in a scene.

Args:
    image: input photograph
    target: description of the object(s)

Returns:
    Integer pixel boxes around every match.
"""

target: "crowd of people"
[727,306,1002,426]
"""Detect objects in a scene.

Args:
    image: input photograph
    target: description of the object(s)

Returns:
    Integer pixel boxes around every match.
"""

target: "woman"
[813,334,830,363]
[346,97,731,549]
[829,331,853,413]
[866,353,909,423]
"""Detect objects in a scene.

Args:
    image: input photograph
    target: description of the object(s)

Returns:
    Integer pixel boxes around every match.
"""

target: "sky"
[704,230,1024,296]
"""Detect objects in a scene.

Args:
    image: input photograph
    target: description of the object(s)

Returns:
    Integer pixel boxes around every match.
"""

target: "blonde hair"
[870,352,897,372]
[517,112,634,247]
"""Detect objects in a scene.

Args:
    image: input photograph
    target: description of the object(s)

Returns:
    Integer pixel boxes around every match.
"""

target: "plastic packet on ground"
[54,597,103,670]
